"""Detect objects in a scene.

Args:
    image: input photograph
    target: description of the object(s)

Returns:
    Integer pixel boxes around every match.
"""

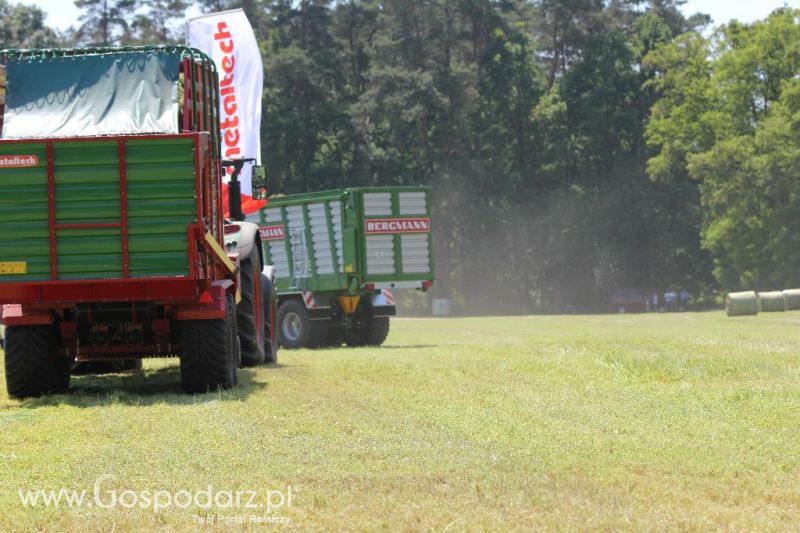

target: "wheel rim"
[281,311,303,342]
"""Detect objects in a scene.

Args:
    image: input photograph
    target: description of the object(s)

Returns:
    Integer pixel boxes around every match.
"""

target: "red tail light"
[224,224,241,235]
[364,283,375,290]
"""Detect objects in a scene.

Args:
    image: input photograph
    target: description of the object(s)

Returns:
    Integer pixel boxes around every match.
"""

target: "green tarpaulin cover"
[2,51,180,139]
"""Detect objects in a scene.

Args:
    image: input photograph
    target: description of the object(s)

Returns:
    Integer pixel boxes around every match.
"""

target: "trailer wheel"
[179,293,239,393]
[277,299,310,349]
[344,312,391,347]
[237,246,266,367]
[4,324,70,399]
[364,317,390,346]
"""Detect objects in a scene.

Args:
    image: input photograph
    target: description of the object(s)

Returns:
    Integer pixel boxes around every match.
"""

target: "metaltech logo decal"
[0,155,39,168]
[365,217,431,235]
[259,225,286,241]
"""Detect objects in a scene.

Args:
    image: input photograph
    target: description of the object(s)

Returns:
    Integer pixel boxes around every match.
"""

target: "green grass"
[1,312,800,530]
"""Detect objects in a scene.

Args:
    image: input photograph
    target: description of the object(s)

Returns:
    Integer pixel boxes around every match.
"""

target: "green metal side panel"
[256,186,433,295]
[53,140,123,279]
[0,142,50,281]
[125,137,195,278]
[0,136,196,282]
[258,191,349,293]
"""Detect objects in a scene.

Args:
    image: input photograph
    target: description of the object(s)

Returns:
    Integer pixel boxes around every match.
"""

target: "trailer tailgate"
[0,134,198,284]
[358,188,433,287]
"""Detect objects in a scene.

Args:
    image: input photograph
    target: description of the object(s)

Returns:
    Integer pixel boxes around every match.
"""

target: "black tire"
[277,299,330,349]
[228,293,240,385]
[4,324,70,399]
[277,299,310,349]
[237,246,266,367]
[261,273,278,364]
[344,309,391,347]
[179,293,238,393]
[364,316,390,346]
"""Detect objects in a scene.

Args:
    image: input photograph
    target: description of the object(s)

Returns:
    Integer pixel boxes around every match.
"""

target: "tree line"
[1,0,799,313]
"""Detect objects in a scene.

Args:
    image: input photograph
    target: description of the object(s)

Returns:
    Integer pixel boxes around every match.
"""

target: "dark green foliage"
[647,8,800,291]
[130,0,189,43]
[74,0,137,46]
[0,0,61,47]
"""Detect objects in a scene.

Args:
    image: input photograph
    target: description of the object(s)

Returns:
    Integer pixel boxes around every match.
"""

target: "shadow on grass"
[372,344,438,350]
[319,344,437,350]
[18,364,271,408]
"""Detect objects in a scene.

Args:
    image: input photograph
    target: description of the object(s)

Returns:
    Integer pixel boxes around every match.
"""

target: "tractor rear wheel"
[261,273,278,363]
[237,246,265,367]
[228,293,241,385]
[4,324,70,399]
[179,294,239,393]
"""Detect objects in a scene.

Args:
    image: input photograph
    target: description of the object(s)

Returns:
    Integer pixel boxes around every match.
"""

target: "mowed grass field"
[1,312,800,530]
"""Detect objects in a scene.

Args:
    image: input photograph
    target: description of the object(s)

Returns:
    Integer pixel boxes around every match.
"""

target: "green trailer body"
[253,186,434,293]
[0,136,196,281]
[248,186,434,348]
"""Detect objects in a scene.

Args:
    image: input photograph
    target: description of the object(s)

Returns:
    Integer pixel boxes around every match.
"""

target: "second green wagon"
[248,186,434,348]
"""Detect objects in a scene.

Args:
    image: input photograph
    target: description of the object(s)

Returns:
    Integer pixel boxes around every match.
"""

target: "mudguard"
[233,221,262,265]
[371,289,397,317]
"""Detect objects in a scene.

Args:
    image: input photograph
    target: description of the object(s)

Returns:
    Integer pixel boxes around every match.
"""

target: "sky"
[16,0,201,32]
[15,0,800,33]
[682,0,798,25]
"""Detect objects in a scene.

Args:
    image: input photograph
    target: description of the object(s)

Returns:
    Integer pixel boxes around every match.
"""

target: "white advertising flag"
[187,9,263,196]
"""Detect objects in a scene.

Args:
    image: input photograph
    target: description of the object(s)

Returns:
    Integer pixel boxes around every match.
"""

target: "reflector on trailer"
[199,291,214,304]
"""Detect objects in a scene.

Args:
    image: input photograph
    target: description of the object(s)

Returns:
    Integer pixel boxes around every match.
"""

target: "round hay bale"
[783,289,800,310]
[758,291,786,312]
[726,291,758,316]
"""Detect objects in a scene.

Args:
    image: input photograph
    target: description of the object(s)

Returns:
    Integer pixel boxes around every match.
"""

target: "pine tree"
[74,0,137,46]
